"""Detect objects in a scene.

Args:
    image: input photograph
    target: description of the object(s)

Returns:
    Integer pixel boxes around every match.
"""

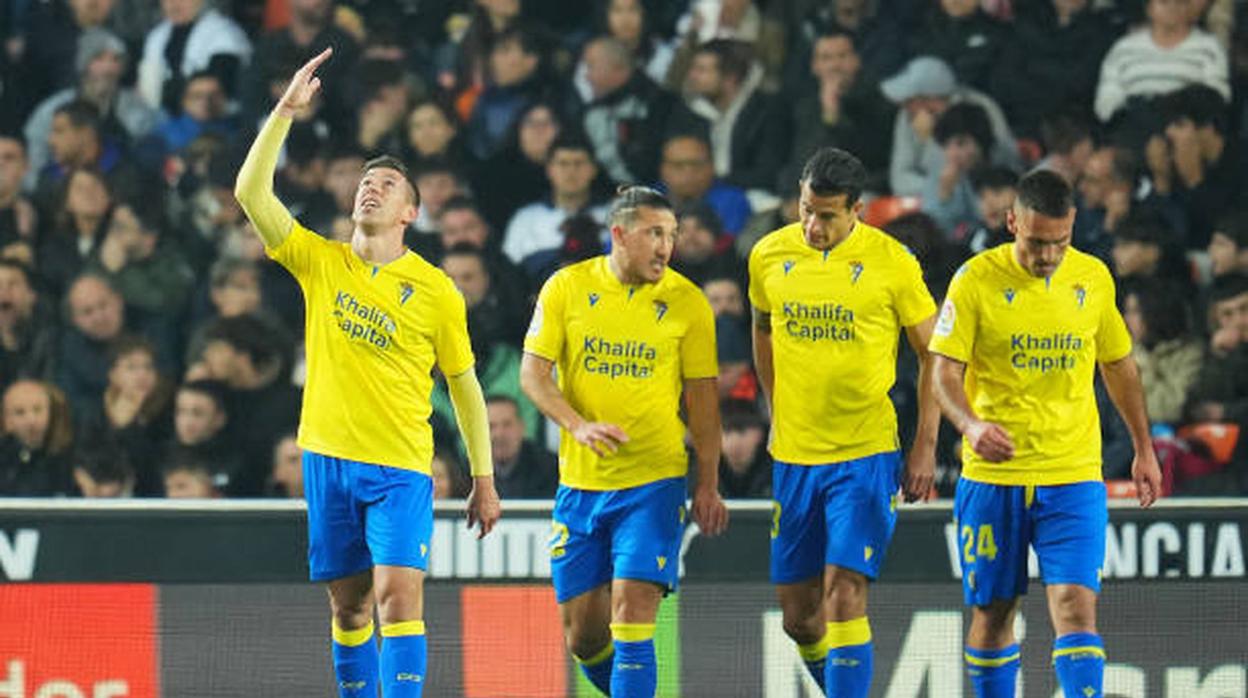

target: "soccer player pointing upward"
[929,170,1162,698]
[521,186,729,698]
[750,148,940,697]
[235,48,501,697]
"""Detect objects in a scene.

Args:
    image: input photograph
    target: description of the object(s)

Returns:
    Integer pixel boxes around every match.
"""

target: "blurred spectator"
[573,0,676,103]
[438,197,532,310]
[884,211,958,299]
[1208,209,1248,278]
[1075,145,1138,259]
[958,167,1018,256]
[242,0,361,131]
[1035,111,1095,186]
[737,178,798,258]
[162,449,221,498]
[581,36,703,186]
[402,99,470,173]
[1110,209,1189,285]
[777,0,908,94]
[658,134,751,235]
[22,29,158,190]
[72,443,135,497]
[0,135,36,254]
[671,201,738,286]
[883,56,1020,197]
[151,71,240,157]
[683,39,788,190]
[704,274,754,401]
[993,0,1115,138]
[440,244,525,351]
[1185,273,1248,423]
[166,379,239,490]
[78,335,173,494]
[0,260,56,390]
[1094,0,1230,123]
[321,144,364,221]
[668,0,785,90]
[137,0,252,115]
[437,0,523,98]
[88,200,195,317]
[466,25,553,161]
[1121,278,1203,424]
[0,379,74,496]
[718,400,770,498]
[923,103,995,237]
[351,58,411,157]
[486,394,556,498]
[56,273,128,416]
[477,100,561,232]
[268,432,302,498]
[906,0,1007,95]
[503,135,607,272]
[787,28,895,193]
[197,314,300,495]
[1157,85,1238,247]
[410,159,469,239]
[33,100,149,215]
[38,167,112,299]
[14,0,121,114]
[431,448,468,499]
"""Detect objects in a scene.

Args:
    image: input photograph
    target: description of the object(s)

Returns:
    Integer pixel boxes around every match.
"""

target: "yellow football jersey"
[929,243,1132,485]
[748,222,936,464]
[267,223,475,473]
[524,256,718,491]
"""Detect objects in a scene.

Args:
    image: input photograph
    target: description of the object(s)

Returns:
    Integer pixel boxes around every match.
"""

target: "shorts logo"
[783,260,795,275]
[1003,288,1016,304]
[420,544,428,557]
[395,673,423,683]
[399,282,414,306]
[849,261,863,284]
[653,300,668,322]
[864,546,874,561]
[588,292,600,307]
[657,556,667,570]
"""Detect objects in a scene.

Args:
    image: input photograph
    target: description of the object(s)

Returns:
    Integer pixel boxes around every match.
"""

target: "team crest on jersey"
[783,260,795,275]
[588,292,600,307]
[1003,288,1016,304]
[653,300,668,322]
[398,282,414,306]
[1073,284,1087,308]
[849,261,864,284]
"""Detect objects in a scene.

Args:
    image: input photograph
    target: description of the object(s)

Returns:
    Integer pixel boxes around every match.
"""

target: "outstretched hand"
[277,47,332,118]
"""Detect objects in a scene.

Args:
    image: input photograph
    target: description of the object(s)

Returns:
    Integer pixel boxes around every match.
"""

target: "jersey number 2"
[961,524,998,563]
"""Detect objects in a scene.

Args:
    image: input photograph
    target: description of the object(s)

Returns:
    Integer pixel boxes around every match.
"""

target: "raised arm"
[234,48,332,248]
[519,352,628,456]
[1099,356,1162,507]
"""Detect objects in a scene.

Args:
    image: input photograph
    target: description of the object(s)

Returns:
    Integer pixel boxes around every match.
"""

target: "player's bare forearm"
[932,354,976,432]
[520,352,587,431]
[1100,356,1154,453]
[684,377,722,492]
[447,369,494,478]
[906,318,940,449]
[235,114,295,248]
[751,307,774,414]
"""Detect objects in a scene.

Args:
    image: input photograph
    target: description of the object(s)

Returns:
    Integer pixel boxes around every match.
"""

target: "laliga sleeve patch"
[935,298,956,337]
[526,303,544,337]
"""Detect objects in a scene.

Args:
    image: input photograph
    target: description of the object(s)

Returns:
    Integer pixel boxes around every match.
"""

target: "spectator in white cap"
[882,55,1019,197]
[21,28,159,190]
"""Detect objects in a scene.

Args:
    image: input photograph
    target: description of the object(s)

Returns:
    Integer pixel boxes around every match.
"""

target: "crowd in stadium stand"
[1,0,1247,501]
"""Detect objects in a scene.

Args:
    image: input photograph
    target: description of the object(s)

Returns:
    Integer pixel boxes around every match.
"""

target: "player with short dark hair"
[930,169,1162,698]
[234,48,500,698]
[520,184,728,697]
[750,147,940,696]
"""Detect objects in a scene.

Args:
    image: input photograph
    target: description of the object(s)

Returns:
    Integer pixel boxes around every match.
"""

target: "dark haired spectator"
[431,448,469,499]
[1110,209,1189,285]
[1208,209,1248,279]
[267,433,302,498]
[958,166,1018,257]
[0,260,57,391]
[683,39,788,190]
[0,135,36,253]
[33,100,149,218]
[136,0,251,115]
[87,200,194,318]
[581,36,704,187]
[787,28,895,194]
[704,274,755,401]
[905,0,1007,95]
[55,273,143,417]
[12,0,124,117]
[1185,274,1248,426]
[78,335,173,494]
[0,379,74,496]
[718,400,770,498]
[72,442,135,497]
[437,197,533,309]
[658,134,751,235]
[572,0,676,102]
[1036,111,1095,185]
[486,394,556,498]
[671,202,738,287]
[884,211,957,299]
[37,167,112,300]
[466,25,556,161]
[349,58,411,158]
[165,379,240,493]
[1095,0,1229,124]
[476,100,562,232]
[992,0,1116,138]
[1120,278,1203,424]
[503,135,607,271]
[151,71,240,158]
[22,29,158,190]
[777,0,908,95]
[1157,85,1238,247]
[923,102,995,236]
[162,447,221,498]
[402,99,472,174]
